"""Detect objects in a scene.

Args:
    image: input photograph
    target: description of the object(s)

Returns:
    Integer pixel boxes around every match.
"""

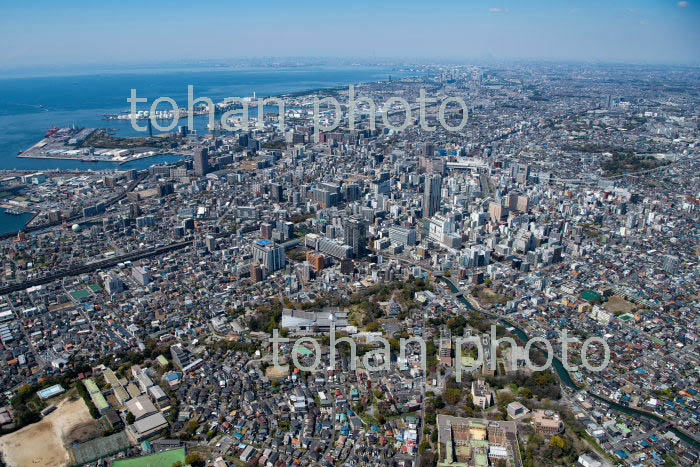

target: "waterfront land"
[0,62,698,467]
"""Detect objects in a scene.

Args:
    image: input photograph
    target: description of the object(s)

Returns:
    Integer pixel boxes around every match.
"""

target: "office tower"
[516,195,529,213]
[300,261,312,282]
[507,193,519,211]
[205,235,217,252]
[269,183,282,202]
[306,251,325,271]
[305,234,353,259]
[372,180,390,196]
[313,188,340,208]
[340,258,354,275]
[194,147,210,176]
[250,263,263,282]
[488,201,508,224]
[428,214,455,243]
[516,164,530,185]
[423,142,435,157]
[136,215,155,228]
[104,273,124,294]
[344,183,361,202]
[182,218,195,230]
[424,174,442,218]
[132,266,151,286]
[129,203,141,218]
[251,239,286,272]
[343,218,367,258]
[260,222,273,240]
[158,182,174,197]
[662,255,680,275]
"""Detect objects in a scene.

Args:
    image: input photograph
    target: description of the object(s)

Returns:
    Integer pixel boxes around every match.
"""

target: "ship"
[45,126,60,138]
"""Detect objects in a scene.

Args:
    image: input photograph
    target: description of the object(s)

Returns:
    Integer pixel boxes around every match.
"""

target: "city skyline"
[0,1,698,466]
[1,0,699,70]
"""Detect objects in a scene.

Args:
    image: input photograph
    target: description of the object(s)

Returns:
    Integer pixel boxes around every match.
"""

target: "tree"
[550,435,565,449]
[185,453,204,467]
[443,388,461,405]
[126,412,135,424]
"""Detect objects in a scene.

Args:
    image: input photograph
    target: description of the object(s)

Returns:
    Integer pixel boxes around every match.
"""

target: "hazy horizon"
[2,0,699,70]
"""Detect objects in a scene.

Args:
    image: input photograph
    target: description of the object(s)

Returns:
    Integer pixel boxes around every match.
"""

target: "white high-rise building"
[428,214,454,243]
[251,239,286,273]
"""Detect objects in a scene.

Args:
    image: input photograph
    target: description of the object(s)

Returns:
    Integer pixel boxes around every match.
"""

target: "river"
[438,276,700,449]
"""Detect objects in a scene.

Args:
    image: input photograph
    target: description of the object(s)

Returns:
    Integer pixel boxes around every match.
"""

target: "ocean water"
[0,208,35,235]
[0,66,408,171]
[0,65,411,232]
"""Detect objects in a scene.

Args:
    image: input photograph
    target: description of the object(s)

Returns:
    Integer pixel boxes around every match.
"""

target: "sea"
[0,65,412,233]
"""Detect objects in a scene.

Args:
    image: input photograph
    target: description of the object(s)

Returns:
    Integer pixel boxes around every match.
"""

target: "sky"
[0,0,699,70]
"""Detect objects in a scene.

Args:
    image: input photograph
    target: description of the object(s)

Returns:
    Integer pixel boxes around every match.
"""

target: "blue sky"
[1,0,698,68]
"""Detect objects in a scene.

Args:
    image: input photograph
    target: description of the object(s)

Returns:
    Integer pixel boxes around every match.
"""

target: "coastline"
[16,150,188,165]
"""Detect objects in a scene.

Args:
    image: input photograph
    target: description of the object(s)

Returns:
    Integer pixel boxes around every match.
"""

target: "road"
[0,172,148,240]
[0,238,193,295]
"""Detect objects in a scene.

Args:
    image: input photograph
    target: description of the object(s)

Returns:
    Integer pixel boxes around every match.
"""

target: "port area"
[17,127,185,164]
[0,203,37,215]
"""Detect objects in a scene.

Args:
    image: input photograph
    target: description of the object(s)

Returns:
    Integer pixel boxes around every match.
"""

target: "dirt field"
[266,364,290,380]
[478,287,507,304]
[0,397,96,467]
[604,295,637,315]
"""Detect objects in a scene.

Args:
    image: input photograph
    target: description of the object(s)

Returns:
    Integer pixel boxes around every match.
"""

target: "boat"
[4,209,25,215]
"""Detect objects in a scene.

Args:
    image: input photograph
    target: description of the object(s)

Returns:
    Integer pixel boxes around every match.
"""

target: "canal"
[438,276,700,449]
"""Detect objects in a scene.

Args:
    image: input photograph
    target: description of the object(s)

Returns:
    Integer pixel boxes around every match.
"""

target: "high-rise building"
[194,147,210,176]
[340,258,354,275]
[516,164,530,185]
[132,266,151,286]
[300,261,312,283]
[305,234,353,259]
[260,222,273,240]
[205,235,217,252]
[424,174,442,218]
[269,183,282,202]
[313,188,340,208]
[516,195,529,213]
[388,226,416,246]
[103,272,124,294]
[343,218,367,258]
[428,214,455,244]
[661,254,680,275]
[488,201,508,224]
[129,203,141,218]
[306,251,325,271]
[170,344,194,370]
[251,239,286,272]
[250,263,263,282]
